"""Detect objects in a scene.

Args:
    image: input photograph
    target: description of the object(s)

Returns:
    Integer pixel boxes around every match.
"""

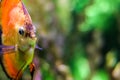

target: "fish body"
[0,0,36,79]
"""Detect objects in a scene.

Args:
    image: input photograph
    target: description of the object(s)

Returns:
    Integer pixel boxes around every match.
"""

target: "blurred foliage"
[71,0,89,13]
[91,70,109,80]
[1,0,120,80]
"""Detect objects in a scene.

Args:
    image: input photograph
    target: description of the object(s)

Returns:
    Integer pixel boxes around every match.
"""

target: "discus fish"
[0,0,37,79]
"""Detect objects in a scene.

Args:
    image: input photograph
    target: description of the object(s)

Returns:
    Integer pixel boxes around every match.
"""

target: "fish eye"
[19,28,24,35]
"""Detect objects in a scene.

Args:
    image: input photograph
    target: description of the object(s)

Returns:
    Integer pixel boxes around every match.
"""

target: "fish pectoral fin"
[35,45,43,51]
[29,63,35,79]
[0,45,16,54]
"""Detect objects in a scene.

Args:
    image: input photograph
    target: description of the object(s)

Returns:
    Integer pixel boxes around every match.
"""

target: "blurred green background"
[1,0,120,80]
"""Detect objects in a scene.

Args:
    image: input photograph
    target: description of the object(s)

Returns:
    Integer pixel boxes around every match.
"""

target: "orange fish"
[0,0,38,79]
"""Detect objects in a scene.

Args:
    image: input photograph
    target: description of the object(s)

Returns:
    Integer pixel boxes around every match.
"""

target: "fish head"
[1,0,37,52]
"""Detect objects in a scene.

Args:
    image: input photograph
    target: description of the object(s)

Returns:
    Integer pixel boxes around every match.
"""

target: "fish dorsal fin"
[1,0,21,17]
[1,0,20,6]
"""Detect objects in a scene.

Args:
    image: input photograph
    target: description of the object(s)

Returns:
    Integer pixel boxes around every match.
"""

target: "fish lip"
[30,33,36,38]
[30,34,37,40]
